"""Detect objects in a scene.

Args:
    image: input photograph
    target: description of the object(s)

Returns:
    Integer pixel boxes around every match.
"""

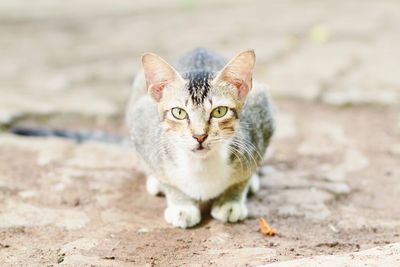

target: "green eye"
[211,106,228,118]
[171,107,188,120]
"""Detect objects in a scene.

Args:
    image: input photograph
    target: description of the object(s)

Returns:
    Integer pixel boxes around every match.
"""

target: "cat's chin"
[191,147,212,157]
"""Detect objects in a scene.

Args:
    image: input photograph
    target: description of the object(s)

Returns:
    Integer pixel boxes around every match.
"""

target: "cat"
[126,48,274,228]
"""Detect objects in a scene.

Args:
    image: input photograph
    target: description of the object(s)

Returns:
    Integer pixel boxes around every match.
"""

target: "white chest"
[167,150,233,200]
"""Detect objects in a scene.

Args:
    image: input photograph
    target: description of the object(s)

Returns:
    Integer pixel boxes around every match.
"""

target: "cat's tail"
[10,126,131,146]
[10,69,147,146]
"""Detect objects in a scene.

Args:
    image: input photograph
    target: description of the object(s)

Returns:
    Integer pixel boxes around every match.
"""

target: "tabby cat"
[126,48,274,228]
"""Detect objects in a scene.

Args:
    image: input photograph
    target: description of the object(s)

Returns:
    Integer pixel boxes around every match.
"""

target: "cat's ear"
[142,53,183,102]
[214,50,256,101]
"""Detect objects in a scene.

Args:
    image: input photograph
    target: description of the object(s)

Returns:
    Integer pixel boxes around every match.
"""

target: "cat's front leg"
[163,185,201,228]
[146,175,162,196]
[211,180,249,223]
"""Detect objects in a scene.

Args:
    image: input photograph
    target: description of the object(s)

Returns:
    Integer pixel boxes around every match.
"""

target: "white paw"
[249,173,260,194]
[146,175,161,196]
[211,201,248,223]
[164,204,201,228]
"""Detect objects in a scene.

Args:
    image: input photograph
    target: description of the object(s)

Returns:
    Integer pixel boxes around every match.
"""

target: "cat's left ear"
[214,50,256,101]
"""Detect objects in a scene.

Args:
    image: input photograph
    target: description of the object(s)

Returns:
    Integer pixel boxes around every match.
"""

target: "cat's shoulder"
[246,81,273,109]
[241,81,275,130]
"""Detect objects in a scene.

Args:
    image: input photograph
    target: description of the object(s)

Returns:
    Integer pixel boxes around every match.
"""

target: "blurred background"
[0,0,399,266]
[1,0,399,126]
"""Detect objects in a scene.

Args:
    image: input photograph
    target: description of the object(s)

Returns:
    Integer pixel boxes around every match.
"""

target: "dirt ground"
[1,0,400,266]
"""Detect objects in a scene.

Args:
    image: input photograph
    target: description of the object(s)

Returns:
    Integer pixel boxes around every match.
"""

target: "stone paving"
[0,0,399,266]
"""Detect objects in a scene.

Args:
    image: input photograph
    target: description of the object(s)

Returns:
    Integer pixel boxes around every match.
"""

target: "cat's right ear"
[142,53,183,102]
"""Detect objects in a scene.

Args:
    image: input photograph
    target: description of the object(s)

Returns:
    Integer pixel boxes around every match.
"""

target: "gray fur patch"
[176,48,227,73]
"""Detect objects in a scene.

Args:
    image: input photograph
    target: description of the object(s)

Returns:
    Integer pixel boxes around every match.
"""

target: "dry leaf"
[259,217,277,236]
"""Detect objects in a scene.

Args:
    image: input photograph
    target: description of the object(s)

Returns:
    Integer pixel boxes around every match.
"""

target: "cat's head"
[142,50,255,157]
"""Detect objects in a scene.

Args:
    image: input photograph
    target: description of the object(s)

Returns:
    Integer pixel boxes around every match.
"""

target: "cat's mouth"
[192,144,210,153]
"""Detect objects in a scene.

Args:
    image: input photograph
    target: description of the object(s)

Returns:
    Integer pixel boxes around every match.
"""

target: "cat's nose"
[192,133,208,144]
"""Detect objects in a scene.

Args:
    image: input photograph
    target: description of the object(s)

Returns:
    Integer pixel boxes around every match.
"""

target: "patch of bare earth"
[1,100,399,266]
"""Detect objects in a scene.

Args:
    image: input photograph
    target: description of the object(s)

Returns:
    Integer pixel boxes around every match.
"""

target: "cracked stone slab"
[59,254,134,267]
[321,33,400,106]
[0,134,75,166]
[61,238,98,253]
[208,247,276,266]
[0,89,119,125]
[266,42,369,100]
[255,118,367,221]
[0,201,89,230]
[260,243,400,267]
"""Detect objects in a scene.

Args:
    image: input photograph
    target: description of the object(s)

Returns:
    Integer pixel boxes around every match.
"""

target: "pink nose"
[192,134,208,143]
